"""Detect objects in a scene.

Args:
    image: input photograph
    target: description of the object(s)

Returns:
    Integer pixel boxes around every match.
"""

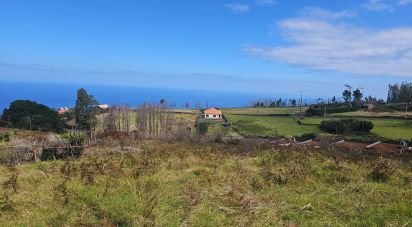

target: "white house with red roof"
[57,107,69,115]
[201,108,223,119]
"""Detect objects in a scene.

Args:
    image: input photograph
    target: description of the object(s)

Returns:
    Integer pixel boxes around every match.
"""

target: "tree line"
[251,98,299,108]
[387,82,412,105]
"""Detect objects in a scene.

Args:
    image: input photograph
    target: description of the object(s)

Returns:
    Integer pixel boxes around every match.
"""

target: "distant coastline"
[0,81,305,110]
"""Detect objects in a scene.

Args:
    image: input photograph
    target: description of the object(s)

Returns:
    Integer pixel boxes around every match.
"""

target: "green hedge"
[320,119,374,134]
[306,105,360,116]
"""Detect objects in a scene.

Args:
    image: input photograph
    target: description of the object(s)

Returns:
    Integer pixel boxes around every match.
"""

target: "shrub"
[0,193,13,212]
[196,122,209,136]
[0,119,10,127]
[320,120,345,134]
[41,132,85,160]
[174,127,191,141]
[320,119,374,134]
[358,120,374,132]
[370,158,397,182]
[296,133,316,141]
[62,131,85,157]
[306,105,360,116]
[0,132,10,142]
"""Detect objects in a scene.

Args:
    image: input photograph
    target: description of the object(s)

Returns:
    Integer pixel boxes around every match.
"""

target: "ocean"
[0,81,280,111]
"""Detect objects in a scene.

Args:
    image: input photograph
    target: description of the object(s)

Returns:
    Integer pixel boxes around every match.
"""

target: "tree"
[342,90,352,105]
[276,98,282,107]
[387,82,412,104]
[183,101,190,109]
[196,122,208,136]
[136,103,175,138]
[331,96,337,104]
[1,100,63,132]
[160,98,166,106]
[74,88,98,130]
[352,89,363,106]
[289,99,297,107]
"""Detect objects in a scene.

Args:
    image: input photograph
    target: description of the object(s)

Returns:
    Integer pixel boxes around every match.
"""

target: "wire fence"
[0,144,88,165]
[0,145,88,149]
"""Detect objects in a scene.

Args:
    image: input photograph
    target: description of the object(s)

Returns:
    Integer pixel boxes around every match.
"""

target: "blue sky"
[1,0,412,99]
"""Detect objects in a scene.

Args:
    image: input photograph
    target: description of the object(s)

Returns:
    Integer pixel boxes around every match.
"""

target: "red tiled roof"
[203,108,222,115]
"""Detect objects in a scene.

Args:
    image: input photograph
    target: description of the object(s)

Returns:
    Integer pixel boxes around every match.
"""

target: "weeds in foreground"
[2,166,19,193]
[0,165,19,212]
[0,193,13,212]
[0,141,411,226]
[370,157,397,182]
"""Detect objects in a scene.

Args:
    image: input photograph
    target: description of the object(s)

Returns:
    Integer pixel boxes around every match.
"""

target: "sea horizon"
[0,81,321,111]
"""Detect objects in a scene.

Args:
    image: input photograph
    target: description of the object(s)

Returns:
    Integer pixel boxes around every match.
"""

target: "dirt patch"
[371,143,400,153]
[275,139,405,154]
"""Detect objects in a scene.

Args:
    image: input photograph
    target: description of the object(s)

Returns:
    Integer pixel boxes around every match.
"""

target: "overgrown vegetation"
[40,132,86,161]
[0,132,10,143]
[0,141,411,226]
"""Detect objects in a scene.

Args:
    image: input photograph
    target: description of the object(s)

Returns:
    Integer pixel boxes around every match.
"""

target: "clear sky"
[1,0,412,99]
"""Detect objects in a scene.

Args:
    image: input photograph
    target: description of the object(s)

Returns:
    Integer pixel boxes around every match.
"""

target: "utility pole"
[299,91,303,119]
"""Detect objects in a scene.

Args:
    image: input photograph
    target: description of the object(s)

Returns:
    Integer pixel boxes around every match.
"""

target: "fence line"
[0,145,88,149]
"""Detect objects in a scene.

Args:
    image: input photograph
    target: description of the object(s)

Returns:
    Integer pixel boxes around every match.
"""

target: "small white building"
[201,108,223,119]
[95,104,110,114]
[97,104,110,110]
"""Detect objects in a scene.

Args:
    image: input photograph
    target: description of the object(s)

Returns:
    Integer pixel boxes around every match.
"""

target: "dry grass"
[0,141,411,226]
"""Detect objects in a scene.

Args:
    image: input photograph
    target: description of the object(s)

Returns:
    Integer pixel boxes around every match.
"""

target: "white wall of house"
[202,114,222,119]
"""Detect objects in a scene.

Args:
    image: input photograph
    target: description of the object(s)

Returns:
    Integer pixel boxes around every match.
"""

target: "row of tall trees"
[102,105,131,133]
[387,82,412,104]
[341,85,364,107]
[252,98,299,108]
[136,102,175,137]
[71,89,179,138]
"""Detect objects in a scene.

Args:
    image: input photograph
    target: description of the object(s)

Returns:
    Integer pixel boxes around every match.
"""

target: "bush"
[296,133,316,141]
[370,159,397,182]
[320,120,345,134]
[0,119,11,127]
[0,133,10,142]
[320,119,374,134]
[306,105,360,116]
[62,132,85,157]
[196,122,209,136]
[1,100,63,132]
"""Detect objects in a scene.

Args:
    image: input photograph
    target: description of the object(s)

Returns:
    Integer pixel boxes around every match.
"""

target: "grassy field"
[371,119,412,141]
[226,115,320,138]
[0,141,411,226]
[227,115,412,141]
[330,110,412,118]
[222,107,306,115]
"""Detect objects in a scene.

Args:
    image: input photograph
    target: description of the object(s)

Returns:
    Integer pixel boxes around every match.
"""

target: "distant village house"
[201,108,223,119]
[57,107,69,115]
[96,104,110,114]
[365,103,375,110]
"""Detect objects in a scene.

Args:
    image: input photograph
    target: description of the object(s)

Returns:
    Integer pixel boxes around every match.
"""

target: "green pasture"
[222,107,306,116]
[330,110,412,118]
[226,115,320,138]
[227,115,412,141]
